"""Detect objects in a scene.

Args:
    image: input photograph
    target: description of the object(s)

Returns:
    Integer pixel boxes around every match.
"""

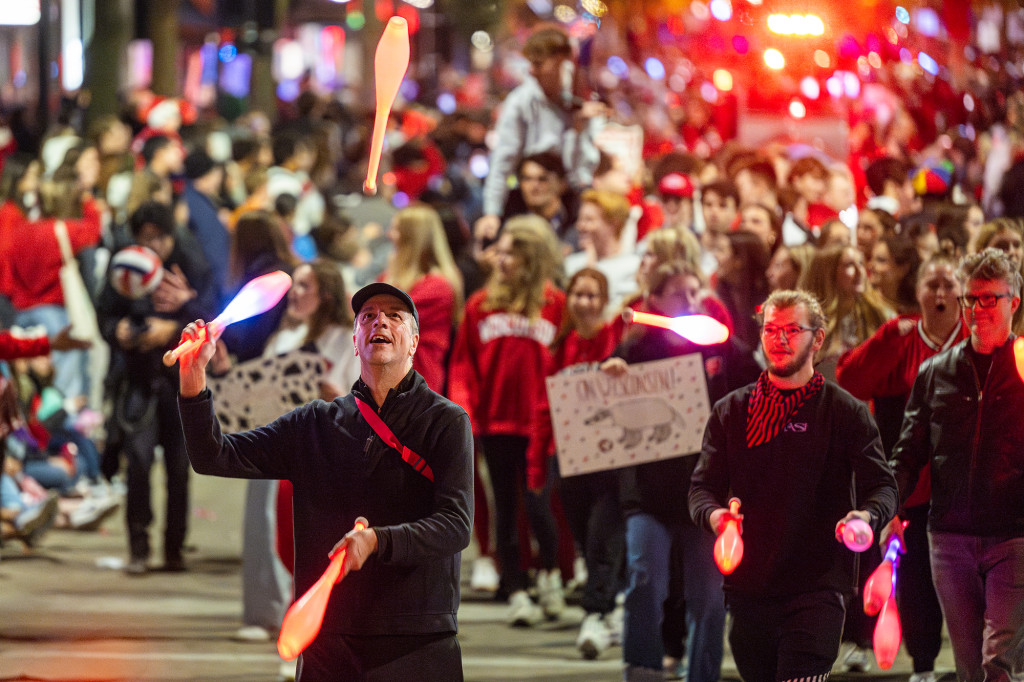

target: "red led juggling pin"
[363,17,410,195]
[873,594,903,670]
[624,308,730,346]
[277,518,368,661]
[163,270,292,366]
[863,527,905,670]
[714,498,744,575]
[863,525,904,616]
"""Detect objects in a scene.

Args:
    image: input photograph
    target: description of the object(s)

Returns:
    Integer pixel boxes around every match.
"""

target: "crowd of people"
[2,17,1024,682]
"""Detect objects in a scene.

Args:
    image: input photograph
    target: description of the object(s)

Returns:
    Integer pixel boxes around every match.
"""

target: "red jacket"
[836,315,968,507]
[6,200,102,310]
[526,321,622,489]
[407,273,456,394]
[448,282,565,437]
[0,201,24,296]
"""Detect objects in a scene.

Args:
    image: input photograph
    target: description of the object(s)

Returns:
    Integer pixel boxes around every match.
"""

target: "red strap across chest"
[354,396,434,482]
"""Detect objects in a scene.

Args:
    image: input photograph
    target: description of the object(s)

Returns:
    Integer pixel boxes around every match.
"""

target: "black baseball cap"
[351,282,419,326]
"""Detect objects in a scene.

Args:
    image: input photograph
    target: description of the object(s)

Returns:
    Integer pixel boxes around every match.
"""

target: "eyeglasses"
[761,324,816,340]
[958,293,1014,309]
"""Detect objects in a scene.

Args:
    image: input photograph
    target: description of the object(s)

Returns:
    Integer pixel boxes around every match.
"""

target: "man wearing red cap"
[657,172,695,236]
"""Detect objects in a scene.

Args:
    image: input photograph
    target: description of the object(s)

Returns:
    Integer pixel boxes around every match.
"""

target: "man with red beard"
[689,289,897,682]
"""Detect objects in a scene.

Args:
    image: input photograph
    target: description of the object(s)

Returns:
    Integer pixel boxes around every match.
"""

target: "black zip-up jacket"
[689,381,897,597]
[178,370,474,637]
[892,336,1024,537]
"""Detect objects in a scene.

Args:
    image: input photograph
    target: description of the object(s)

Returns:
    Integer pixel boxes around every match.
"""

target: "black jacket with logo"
[689,380,897,596]
[892,336,1024,537]
[178,370,473,637]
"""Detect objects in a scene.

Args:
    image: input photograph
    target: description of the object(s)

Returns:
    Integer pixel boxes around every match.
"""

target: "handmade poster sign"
[548,354,710,477]
[208,350,326,433]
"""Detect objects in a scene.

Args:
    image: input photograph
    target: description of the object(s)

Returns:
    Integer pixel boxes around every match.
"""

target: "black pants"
[480,435,559,594]
[559,465,624,615]
[299,632,463,681]
[898,504,943,673]
[728,589,846,682]
[122,378,190,562]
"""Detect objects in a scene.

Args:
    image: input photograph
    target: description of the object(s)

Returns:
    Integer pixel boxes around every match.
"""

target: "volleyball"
[109,245,164,299]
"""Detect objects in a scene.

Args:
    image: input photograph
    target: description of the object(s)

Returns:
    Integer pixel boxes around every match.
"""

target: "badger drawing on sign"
[584,397,684,448]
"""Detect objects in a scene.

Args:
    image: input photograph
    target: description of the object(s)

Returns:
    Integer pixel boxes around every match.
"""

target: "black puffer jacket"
[893,336,1024,537]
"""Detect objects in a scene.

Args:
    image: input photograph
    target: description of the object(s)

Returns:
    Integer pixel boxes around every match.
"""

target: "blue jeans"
[623,513,724,682]
[49,427,102,483]
[929,531,1024,682]
[14,305,89,400]
[1,472,24,511]
[23,457,78,495]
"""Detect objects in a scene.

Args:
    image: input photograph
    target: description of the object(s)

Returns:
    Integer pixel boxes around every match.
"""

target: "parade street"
[1,465,955,681]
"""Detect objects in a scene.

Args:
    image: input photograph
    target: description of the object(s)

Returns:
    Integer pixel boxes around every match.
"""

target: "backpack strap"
[354,396,434,482]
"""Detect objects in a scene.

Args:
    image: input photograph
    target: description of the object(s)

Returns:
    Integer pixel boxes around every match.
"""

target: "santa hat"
[146,98,182,131]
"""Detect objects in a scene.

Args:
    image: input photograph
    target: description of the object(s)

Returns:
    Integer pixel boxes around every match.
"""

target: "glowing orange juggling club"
[838,517,874,552]
[363,17,410,195]
[163,270,292,366]
[624,308,730,345]
[714,498,744,575]
[277,518,368,661]
[1014,337,1024,383]
[873,595,903,670]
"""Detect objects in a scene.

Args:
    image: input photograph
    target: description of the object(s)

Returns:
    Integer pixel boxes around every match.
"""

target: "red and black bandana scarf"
[745,371,825,448]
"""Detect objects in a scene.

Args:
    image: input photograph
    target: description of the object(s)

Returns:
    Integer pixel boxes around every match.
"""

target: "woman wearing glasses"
[836,254,966,682]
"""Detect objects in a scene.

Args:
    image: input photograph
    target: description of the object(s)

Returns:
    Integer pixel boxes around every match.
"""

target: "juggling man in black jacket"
[690,289,897,682]
[889,248,1024,682]
[176,282,473,681]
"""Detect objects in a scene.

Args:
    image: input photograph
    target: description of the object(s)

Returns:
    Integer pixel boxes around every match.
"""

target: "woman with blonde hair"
[449,214,566,627]
[381,204,464,392]
[800,244,894,380]
[766,243,816,292]
[564,188,640,311]
[640,228,703,290]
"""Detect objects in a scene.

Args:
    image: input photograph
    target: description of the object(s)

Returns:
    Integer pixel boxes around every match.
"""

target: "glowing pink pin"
[163,270,292,366]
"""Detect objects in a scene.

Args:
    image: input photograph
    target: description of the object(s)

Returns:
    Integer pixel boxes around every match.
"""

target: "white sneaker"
[69,493,121,531]
[278,657,297,681]
[536,569,565,620]
[604,603,624,646]
[507,590,543,627]
[842,645,872,672]
[233,625,272,642]
[566,556,588,593]
[576,612,610,659]
[909,673,937,682]
[470,556,500,592]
